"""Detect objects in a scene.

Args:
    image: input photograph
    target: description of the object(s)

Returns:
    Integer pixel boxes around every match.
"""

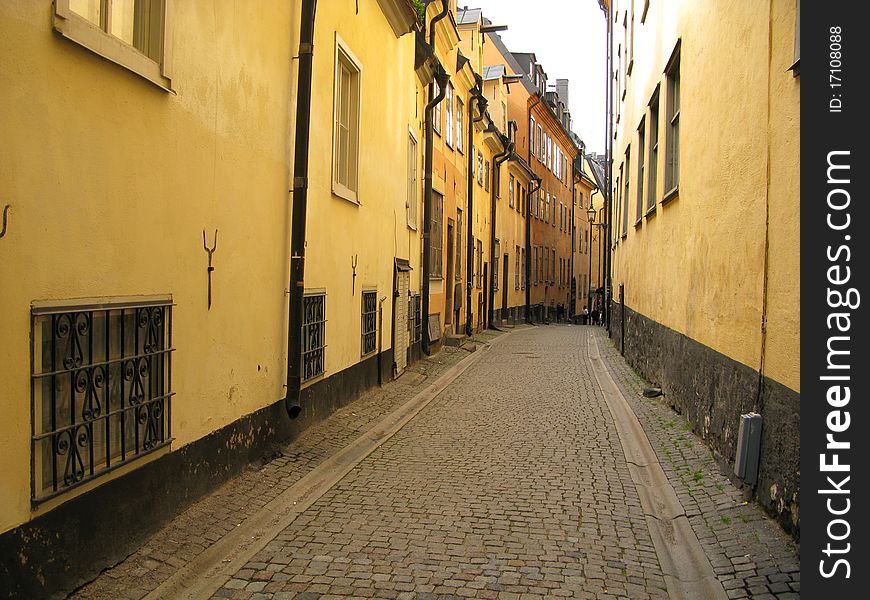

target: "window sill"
[333,183,360,205]
[52,9,172,92]
[644,204,657,219]
[634,217,643,229]
[662,186,679,206]
[429,275,443,281]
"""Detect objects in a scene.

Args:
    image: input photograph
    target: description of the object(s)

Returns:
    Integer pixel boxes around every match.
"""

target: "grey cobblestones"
[593,327,800,599]
[215,324,669,599]
[69,344,475,600]
[71,324,799,600]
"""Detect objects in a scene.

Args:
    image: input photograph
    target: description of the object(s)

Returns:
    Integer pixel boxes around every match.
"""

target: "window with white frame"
[509,173,515,208]
[434,82,442,135]
[622,148,630,237]
[456,97,464,152]
[521,248,526,288]
[431,192,443,278]
[664,43,681,196]
[636,117,646,223]
[333,36,362,203]
[407,133,418,229]
[493,240,500,291]
[477,150,484,185]
[53,0,171,90]
[445,83,454,148]
[648,87,660,212]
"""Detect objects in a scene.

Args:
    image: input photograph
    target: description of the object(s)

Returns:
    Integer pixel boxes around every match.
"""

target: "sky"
[469,0,608,154]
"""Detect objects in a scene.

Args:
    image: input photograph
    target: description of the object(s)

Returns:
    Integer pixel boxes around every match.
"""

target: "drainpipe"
[421,0,451,356]
[489,135,513,329]
[284,0,317,420]
[602,3,613,333]
[525,176,541,324]
[466,84,487,336]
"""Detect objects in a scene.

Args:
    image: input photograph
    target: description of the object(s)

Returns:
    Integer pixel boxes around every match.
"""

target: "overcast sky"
[469,0,608,154]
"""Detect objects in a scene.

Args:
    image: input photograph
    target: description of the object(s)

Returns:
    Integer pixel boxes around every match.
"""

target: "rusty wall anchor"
[0,205,9,239]
[351,254,358,295]
[203,229,218,309]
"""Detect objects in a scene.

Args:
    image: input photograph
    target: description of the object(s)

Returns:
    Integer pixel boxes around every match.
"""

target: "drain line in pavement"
[143,338,503,600]
[587,333,728,600]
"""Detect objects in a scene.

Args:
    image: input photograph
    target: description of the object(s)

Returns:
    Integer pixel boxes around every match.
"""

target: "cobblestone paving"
[70,343,478,600]
[593,327,800,600]
[72,324,800,600]
[215,325,669,599]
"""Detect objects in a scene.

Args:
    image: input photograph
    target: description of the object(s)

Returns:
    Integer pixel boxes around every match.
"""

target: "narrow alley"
[71,326,798,600]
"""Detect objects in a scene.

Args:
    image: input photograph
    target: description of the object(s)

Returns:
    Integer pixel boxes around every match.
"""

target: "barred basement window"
[302,292,326,382]
[361,290,377,356]
[31,299,173,502]
[409,294,422,343]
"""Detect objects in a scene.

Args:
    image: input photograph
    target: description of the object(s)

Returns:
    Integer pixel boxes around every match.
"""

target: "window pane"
[111,0,136,45]
[70,0,101,27]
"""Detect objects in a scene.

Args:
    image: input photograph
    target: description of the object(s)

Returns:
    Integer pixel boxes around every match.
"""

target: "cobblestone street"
[72,326,798,600]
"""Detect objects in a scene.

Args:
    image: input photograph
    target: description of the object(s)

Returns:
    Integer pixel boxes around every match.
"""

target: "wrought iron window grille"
[302,293,326,382]
[361,291,377,356]
[30,300,174,503]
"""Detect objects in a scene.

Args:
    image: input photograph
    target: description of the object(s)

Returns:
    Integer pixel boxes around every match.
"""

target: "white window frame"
[456,96,464,153]
[445,82,454,148]
[52,0,173,91]
[332,33,363,204]
[407,129,418,229]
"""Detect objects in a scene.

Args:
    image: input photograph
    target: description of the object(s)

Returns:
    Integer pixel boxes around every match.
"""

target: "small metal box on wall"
[734,412,763,485]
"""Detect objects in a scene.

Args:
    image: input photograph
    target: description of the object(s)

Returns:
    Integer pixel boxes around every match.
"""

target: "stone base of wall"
[610,301,800,540]
[0,349,392,599]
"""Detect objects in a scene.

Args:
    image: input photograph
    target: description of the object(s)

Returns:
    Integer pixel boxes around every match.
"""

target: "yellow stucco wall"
[609,0,799,393]
[0,1,296,532]
[303,0,420,377]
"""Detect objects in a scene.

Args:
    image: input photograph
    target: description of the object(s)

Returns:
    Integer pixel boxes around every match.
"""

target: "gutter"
[421,0,451,356]
[466,80,488,336]
[284,0,318,419]
[489,134,513,328]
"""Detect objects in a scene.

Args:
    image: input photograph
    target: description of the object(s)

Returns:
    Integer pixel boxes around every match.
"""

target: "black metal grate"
[302,293,326,381]
[361,291,377,356]
[30,301,173,502]
[409,294,422,344]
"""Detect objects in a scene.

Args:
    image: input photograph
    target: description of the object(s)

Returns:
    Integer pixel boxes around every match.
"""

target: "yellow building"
[0,0,423,595]
[599,0,800,536]
[572,154,599,318]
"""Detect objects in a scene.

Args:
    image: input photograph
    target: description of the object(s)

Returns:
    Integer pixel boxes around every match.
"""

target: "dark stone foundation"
[610,301,800,540]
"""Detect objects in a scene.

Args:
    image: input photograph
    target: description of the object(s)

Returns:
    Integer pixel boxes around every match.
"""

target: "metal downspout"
[421,0,451,356]
[466,88,487,336]
[285,0,318,419]
[489,138,513,328]
[603,5,614,332]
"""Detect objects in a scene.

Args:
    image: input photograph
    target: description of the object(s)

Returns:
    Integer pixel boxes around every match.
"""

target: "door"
[394,267,410,375]
[502,254,509,322]
[445,220,454,324]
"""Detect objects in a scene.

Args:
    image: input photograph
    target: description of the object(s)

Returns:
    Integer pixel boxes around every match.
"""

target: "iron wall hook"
[0,205,9,239]
[203,229,218,309]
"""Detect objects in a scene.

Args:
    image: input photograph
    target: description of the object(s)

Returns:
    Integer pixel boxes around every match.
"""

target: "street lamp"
[586,206,596,322]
